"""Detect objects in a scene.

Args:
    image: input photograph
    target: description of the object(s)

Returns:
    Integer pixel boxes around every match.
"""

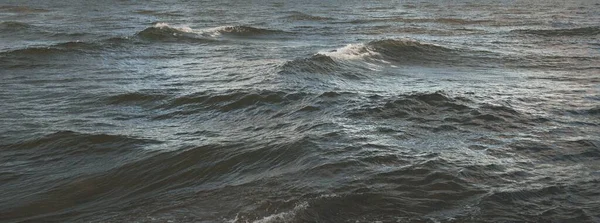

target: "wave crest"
[136,24,286,41]
[279,39,461,76]
[203,25,288,37]
[136,23,212,42]
[320,38,456,63]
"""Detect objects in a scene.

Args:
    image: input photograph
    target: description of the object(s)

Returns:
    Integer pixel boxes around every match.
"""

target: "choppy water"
[1,0,599,222]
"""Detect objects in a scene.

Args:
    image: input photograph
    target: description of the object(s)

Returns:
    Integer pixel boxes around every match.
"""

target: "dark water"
[1,0,600,222]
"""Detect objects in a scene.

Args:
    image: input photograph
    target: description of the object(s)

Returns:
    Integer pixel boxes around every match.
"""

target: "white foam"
[251,202,309,223]
[153,22,193,33]
[318,43,378,60]
[199,26,231,37]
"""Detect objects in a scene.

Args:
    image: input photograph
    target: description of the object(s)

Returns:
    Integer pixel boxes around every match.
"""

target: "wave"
[2,131,157,152]
[136,23,286,42]
[202,25,289,37]
[280,54,342,74]
[283,11,334,21]
[280,39,463,76]
[349,92,471,119]
[478,183,598,222]
[566,106,600,116]
[0,41,101,57]
[136,23,215,43]
[162,90,308,112]
[0,21,31,31]
[0,37,131,69]
[105,92,171,105]
[319,39,457,64]
[230,155,485,222]
[0,5,50,13]
[133,9,183,17]
[0,37,129,59]
[0,131,160,221]
[347,91,541,132]
[513,26,600,37]
[1,135,315,222]
[345,17,490,25]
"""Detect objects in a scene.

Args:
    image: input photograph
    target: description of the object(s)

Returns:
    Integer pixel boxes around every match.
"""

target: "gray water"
[1,0,599,222]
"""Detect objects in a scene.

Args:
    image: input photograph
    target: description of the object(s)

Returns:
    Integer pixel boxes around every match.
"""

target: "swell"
[1,130,156,154]
[350,91,471,119]
[476,182,600,222]
[105,92,171,106]
[348,91,542,132]
[0,131,159,222]
[234,156,486,222]
[0,41,101,57]
[513,26,600,37]
[0,136,314,222]
[0,38,129,59]
[161,90,309,112]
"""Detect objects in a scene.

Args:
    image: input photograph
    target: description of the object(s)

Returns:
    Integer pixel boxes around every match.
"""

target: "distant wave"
[0,5,50,13]
[136,23,287,42]
[0,21,32,31]
[0,41,100,57]
[513,26,600,37]
[345,17,490,25]
[0,37,132,58]
[568,106,600,116]
[283,11,334,21]
[133,9,184,17]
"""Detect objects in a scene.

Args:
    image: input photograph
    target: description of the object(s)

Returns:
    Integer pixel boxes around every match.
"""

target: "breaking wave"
[136,23,288,41]
[280,38,470,76]
[320,39,454,62]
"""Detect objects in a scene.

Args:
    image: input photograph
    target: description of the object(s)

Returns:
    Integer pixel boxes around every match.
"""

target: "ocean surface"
[1,0,599,222]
